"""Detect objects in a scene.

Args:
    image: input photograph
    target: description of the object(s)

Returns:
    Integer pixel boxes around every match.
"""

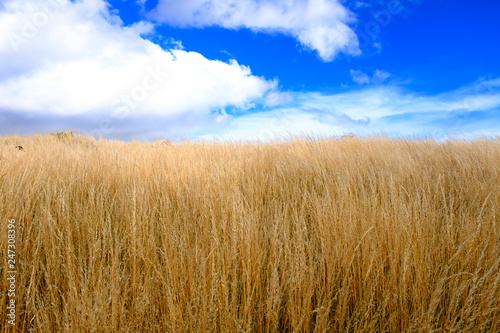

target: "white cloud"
[296,84,500,120]
[151,0,361,61]
[355,2,368,8]
[201,79,500,141]
[165,37,184,50]
[373,69,391,83]
[350,69,370,85]
[350,69,391,85]
[264,91,294,107]
[126,20,156,36]
[1,0,498,141]
[199,108,347,142]
[0,0,275,123]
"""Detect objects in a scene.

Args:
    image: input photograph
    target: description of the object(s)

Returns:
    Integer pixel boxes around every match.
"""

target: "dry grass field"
[1,134,499,332]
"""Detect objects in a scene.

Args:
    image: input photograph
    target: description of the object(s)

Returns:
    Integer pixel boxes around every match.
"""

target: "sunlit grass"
[1,134,499,332]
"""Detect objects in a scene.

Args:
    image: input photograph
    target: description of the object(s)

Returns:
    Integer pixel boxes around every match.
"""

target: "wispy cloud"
[264,92,294,107]
[202,79,500,141]
[350,70,371,85]
[150,0,361,62]
[136,0,147,9]
[350,69,391,85]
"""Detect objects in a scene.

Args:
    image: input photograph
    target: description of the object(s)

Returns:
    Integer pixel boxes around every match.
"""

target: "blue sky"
[1,0,499,140]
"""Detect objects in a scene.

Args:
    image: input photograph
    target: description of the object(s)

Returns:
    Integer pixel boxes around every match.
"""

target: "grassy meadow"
[1,134,499,332]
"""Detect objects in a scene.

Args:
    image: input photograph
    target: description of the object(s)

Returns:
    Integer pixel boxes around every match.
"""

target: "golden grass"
[1,134,499,332]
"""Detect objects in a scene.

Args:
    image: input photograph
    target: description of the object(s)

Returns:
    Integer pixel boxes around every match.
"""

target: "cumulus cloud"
[350,69,391,85]
[0,0,276,136]
[150,0,361,61]
[1,0,498,141]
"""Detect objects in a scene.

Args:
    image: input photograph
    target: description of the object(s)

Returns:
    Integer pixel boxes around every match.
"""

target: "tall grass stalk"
[1,135,499,332]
